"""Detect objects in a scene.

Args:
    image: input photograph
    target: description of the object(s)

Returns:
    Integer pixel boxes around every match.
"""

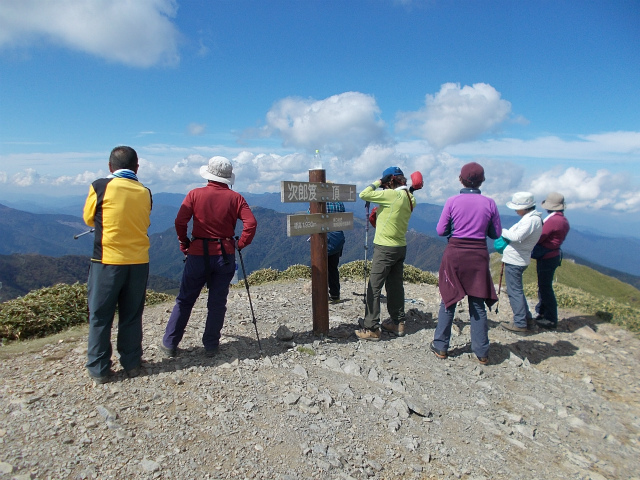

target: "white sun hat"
[199,156,235,186]
[506,191,535,210]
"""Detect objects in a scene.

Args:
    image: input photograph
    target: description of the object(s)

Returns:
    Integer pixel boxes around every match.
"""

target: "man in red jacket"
[161,157,257,357]
[533,192,570,329]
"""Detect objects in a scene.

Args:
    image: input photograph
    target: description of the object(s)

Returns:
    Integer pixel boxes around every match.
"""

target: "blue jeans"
[86,262,149,377]
[433,296,489,359]
[163,254,234,351]
[536,255,562,324]
[504,263,532,328]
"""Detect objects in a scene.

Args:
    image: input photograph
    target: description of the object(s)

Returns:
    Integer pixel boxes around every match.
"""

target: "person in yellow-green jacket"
[82,146,152,384]
[356,166,416,341]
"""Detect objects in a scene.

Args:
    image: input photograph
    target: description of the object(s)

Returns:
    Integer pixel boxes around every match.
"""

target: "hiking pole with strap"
[235,240,263,354]
[362,201,370,303]
[73,228,94,239]
[494,262,505,314]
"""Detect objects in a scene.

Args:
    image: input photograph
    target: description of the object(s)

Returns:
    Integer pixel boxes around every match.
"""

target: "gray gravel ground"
[1,278,639,480]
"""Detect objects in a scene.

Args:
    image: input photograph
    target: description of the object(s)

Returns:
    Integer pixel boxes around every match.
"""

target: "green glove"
[494,236,510,254]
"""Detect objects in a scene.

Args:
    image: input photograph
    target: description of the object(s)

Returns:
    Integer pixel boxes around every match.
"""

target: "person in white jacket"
[500,192,543,333]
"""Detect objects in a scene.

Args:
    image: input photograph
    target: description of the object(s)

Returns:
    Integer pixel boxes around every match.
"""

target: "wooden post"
[309,169,329,335]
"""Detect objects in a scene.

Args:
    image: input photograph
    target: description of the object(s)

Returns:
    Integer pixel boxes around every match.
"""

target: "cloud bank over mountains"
[0,0,638,220]
[2,85,639,215]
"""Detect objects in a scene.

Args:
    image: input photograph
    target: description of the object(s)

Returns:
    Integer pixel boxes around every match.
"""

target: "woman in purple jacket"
[431,162,502,365]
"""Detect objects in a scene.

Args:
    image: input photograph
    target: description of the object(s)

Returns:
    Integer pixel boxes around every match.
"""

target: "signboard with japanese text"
[281,181,357,203]
[286,212,354,237]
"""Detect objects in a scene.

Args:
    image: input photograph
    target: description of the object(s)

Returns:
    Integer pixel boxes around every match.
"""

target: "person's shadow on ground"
[112,309,600,384]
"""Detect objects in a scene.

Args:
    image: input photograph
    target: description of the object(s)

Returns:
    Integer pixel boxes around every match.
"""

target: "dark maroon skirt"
[438,237,497,309]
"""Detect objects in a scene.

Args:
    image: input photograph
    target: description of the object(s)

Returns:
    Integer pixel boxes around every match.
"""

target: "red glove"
[179,239,190,255]
[410,171,424,191]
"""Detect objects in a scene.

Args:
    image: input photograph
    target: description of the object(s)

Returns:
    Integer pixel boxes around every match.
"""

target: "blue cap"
[382,166,404,177]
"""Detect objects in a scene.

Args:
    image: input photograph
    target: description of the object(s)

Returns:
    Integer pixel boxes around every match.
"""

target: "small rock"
[405,396,429,417]
[293,365,308,379]
[342,361,361,376]
[96,405,117,422]
[276,325,294,341]
[575,325,605,341]
[140,458,161,473]
[283,393,301,405]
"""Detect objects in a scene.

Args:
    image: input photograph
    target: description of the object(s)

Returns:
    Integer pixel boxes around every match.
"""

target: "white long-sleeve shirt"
[502,210,543,266]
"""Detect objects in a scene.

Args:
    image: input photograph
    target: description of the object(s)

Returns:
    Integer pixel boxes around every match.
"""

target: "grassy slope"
[490,254,640,307]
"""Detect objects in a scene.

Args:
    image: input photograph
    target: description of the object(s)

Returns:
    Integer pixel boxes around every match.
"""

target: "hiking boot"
[125,366,142,378]
[477,356,489,365]
[355,328,381,341]
[329,296,340,304]
[159,343,177,358]
[381,319,405,337]
[88,369,115,385]
[204,346,219,357]
[527,316,537,330]
[537,318,557,330]
[430,342,448,359]
[501,322,529,333]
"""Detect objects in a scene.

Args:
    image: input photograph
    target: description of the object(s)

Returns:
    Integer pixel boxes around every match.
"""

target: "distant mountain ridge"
[0,254,178,303]
[1,197,639,283]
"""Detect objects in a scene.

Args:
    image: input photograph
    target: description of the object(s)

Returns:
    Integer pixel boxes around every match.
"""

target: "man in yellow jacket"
[357,166,416,341]
[83,146,152,384]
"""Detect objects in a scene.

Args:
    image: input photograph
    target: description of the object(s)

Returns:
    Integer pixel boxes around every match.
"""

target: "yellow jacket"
[83,177,152,264]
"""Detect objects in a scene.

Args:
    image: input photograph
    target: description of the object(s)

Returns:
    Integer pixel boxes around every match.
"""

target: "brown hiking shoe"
[355,328,381,341]
[501,322,529,333]
[381,319,405,337]
[430,342,448,359]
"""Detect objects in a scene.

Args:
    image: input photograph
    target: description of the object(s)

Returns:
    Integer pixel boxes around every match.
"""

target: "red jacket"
[175,182,257,256]
[537,212,570,260]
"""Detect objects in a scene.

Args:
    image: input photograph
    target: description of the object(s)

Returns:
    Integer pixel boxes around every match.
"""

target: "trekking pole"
[494,262,505,314]
[362,201,370,303]
[235,241,263,353]
[73,228,94,239]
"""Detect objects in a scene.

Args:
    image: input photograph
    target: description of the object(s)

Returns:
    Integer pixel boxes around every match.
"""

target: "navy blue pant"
[328,252,341,299]
[86,262,149,377]
[536,255,562,324]
[504,263,532,327]
[163,254,234,351]
[433,296,489,359]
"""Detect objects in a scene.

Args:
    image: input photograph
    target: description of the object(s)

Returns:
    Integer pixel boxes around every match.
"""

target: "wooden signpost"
[281,170,356,335]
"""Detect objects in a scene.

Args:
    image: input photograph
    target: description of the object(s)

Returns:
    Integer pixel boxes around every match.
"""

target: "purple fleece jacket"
[436,190,502,240]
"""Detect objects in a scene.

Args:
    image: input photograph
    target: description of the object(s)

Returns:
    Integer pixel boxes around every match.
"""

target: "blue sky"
[1,0,639,233]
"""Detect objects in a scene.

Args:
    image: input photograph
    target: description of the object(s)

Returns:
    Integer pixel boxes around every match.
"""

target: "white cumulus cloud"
[12,168,41,187]
[257,92,388,159]
[528,167,640,213]
[396,82,512,150]
[0,0,181,67]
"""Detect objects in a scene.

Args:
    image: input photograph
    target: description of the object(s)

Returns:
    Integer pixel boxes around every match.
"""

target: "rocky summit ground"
[1,278,639,480]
